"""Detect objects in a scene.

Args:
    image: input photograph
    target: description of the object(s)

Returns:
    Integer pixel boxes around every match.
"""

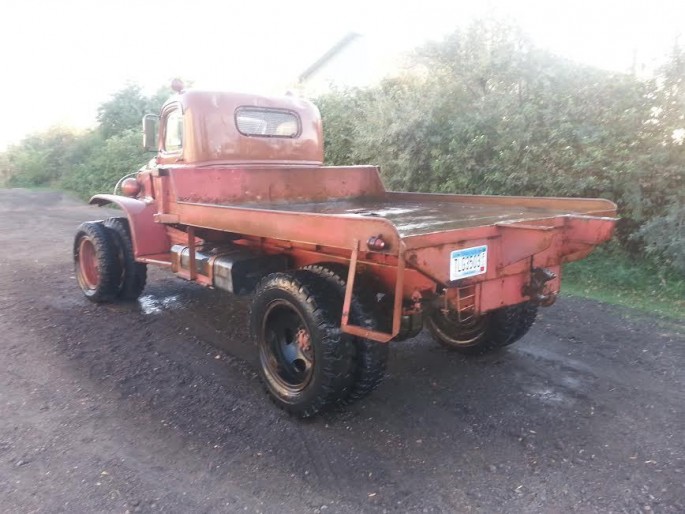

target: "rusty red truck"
[74,82,617,417]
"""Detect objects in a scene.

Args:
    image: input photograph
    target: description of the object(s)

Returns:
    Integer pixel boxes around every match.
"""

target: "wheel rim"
[78,237,99,290]
[428,309,487,347]
[260,300,314,393]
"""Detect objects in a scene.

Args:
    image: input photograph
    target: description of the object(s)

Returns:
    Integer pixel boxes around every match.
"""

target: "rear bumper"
[404,214,617,314]
[441,265,560,319]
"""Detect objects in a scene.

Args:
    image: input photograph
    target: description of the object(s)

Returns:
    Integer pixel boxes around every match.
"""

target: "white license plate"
[450,245,488,281]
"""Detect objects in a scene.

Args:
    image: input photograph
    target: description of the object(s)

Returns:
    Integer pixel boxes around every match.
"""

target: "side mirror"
[142,114,160,152]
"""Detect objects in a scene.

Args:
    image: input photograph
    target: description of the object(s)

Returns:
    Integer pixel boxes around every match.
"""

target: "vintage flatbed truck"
[74,82,617,417]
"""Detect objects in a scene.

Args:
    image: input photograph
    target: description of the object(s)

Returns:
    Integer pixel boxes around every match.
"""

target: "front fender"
[90,194,170,258]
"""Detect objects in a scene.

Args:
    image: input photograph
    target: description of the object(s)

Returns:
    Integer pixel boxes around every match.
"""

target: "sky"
[2,0,684,149]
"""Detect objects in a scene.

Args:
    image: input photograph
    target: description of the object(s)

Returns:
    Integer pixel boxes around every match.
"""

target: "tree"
[1,82,173,196]
[97,83,171,139]
[635,45,685,272]
[317,19,683,274]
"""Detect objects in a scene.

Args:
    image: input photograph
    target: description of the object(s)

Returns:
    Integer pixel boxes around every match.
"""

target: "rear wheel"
[512,302,538,341]
[103,217,147,301]
[250,270,354,417]
[426,302,538,355]
[302,264,389,404]
[73,221,121,303]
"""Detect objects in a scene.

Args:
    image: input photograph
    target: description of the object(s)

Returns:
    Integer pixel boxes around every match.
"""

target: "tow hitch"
[523,268,558,306]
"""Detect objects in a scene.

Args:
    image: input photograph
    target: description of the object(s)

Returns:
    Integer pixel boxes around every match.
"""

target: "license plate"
[450,245,488,281]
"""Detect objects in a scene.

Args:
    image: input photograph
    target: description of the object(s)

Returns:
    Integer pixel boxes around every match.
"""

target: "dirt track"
[1,189,684,513]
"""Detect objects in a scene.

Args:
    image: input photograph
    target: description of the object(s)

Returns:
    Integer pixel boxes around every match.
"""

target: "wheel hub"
[262,301,315,391]
[78,237,99,289]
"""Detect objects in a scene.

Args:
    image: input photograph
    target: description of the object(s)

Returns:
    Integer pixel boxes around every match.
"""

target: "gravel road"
[1,189,683,513]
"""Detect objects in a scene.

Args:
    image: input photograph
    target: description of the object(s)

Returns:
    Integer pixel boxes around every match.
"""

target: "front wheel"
[250,271,354,417]
[426,302,538,355]
[73,221,121,303]
[103,217,147,301]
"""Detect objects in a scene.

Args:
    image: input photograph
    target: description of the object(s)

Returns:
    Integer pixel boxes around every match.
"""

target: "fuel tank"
[170,244,288,294]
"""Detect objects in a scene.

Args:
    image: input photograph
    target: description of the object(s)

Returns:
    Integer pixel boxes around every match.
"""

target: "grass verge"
[562,247,685,320]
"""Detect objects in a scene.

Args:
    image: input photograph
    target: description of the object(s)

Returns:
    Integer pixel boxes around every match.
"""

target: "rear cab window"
[235,107,300,138]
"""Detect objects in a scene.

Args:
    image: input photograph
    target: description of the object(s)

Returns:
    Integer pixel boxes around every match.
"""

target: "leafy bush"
[5,127,84,188]
[638,203,685,274]
[60,129,148,198]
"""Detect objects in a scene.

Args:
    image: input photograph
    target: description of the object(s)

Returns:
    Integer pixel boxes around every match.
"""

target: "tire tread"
[302,264,388,404]
[103,217,147,301]
[250,270,354,418]
[73,221,121,303]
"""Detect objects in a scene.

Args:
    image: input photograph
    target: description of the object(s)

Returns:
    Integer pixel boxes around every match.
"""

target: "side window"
[164,109,183,153]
